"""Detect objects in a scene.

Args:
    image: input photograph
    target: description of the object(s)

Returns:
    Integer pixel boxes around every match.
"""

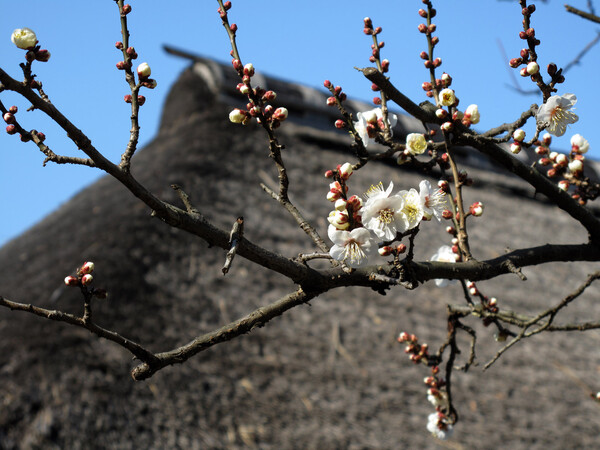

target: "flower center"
[344,240,365,264]
[378,208,395,224]
[404,204,419,221]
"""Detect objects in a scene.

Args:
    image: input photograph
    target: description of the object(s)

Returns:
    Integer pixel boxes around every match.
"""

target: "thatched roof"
[0,59,599,449]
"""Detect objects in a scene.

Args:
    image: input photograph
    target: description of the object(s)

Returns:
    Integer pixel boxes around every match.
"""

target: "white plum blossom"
[405,133,427,155]
[464,104,480,124]
[328,225,377,268]
[353,108,398,148]
[419,180,447,221]
[430,245,458,287]
[11,28,37,49]
[570,134,589,154]
[536,93,578,137]
[361,182,405,241]
[439,88,455,107]
[426,413,454,440]
[397,188,425,231]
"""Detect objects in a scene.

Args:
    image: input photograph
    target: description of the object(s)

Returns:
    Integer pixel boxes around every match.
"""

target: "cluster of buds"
[325,163,364,230]
[324,81,351,127]
[421,72,450,100]
[533,133,589,202]
[363,17,382,36]
[398,331,429,364]
[217,1,233,21]
[378,243,406,257]
[510,128,526,154]
[4,105,20,136]
[64,262,107,298]
[228,60,287,128]
[11,28,51,62]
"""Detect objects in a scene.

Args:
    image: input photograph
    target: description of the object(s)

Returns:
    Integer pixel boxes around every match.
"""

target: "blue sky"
[1,1,598,246]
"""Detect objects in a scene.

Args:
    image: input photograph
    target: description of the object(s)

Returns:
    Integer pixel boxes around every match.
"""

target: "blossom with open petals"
[419,180,447,221]
[328,225,377,268]
[405,133,427,155]
[439,88,455,107]
[361,182,405,240]
[11,28,37,49]
[353,108,398,148]
[430,245,458,287]
[536,93,578,137]
[426,413,454,440]
[397,188,425,231]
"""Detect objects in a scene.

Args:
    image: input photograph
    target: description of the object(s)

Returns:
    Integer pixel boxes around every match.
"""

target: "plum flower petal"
[397,188,425,231]
[419,180,447,221]
[361,182,405,240]
[430,245,458,287]
[536,93,578,137]
[328,225,377,268]
[353,108,398,148]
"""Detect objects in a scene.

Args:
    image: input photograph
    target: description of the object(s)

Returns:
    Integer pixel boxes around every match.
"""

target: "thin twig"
[131,287,318,380]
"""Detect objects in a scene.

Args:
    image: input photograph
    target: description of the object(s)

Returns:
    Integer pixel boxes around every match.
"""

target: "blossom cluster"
[398,331,454,440]
[64,261,107,298]
[325,163,448,268]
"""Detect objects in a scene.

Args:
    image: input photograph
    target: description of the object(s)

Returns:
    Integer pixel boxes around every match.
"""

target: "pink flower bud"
[124,94,132,103]
[324,170,334,178]
[509,58,522,68]
[243,63,255,77]
[535,145,548,155]
[137,95,146,106]
[121,4,132,14]
[80,261,95,275]
[398,332,409,342]
[440,122,453,132]
[323,79,332,88]
[510,142,521,154]
[35,49,51,62]
[232,59,243,71]
[273,107,288,122]
[3,113,15,124]
[470,201,484,217]
[230,23,238,33]
[397,244,407,254]
[326,96,336,106]
[418,23,427,33]
[558,180,570,191]
[6,125,17,135]
[64,276,79,287]
[335,119,345,129]
[372,97,382,105]
[81,274,94,286]
[115,41,123,49]
[442,209,453,220]
[379,246,393,256]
